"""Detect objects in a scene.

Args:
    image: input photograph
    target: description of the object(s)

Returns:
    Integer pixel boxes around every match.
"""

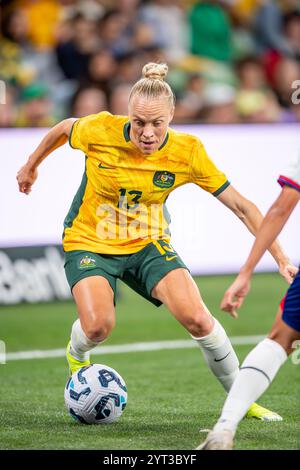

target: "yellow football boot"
[246,403,283,421]
[66,341,91,375]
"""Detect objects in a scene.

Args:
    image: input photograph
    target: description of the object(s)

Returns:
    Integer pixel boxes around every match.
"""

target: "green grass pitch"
[0,273,299,450]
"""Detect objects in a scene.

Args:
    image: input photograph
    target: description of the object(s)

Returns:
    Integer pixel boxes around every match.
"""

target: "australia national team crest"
[153,171,175,189]
[79,255,96,269]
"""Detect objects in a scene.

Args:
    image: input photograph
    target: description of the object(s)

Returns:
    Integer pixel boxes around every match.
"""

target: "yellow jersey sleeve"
[69,112,111,153]
[190,140,230,196]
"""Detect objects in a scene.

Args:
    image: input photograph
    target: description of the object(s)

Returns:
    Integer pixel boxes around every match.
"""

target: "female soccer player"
[198,152,300,450]
[16,62,296,422]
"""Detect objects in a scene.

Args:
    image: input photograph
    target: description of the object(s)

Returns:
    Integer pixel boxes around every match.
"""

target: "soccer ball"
[64,364,127,424]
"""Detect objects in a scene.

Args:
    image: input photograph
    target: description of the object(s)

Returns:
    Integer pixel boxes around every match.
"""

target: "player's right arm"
[16,118,76,195]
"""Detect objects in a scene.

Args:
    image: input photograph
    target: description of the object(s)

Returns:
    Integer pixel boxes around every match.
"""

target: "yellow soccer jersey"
[63,111,229,254]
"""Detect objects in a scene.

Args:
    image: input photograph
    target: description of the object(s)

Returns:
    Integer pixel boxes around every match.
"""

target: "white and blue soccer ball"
[64,364,127,424]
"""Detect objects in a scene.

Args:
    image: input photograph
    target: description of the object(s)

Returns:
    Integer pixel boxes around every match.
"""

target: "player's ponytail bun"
[142,63,168,81]
[129,62,175,107]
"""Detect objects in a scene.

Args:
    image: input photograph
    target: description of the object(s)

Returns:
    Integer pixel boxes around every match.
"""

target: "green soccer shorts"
[64,240,189,307]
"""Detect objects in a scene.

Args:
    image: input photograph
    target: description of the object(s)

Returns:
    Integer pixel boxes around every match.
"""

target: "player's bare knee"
[268,328,300,354]
[84,315,115,342]
[85,323,112,342]
[268,332,290,353]
[268,327,281,342]
[184,310,213,337]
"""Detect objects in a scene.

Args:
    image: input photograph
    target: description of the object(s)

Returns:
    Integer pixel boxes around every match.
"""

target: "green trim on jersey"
[68,120,77,149]
[213,180,230,197]
[158,132,169,150]
[62,157,88,238]
[123,122,131,142]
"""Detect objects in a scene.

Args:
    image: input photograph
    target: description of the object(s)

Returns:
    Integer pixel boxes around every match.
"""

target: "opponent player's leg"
[268,303,300,353]
[198,305,300,450]
[67,276,116,374]
[152,268,282,423]
[151,268,240,393]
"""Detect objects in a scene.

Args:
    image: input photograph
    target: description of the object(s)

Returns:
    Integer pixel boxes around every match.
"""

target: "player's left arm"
[217,184,298,284]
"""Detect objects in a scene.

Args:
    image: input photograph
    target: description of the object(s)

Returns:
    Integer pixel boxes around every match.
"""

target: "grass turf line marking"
[6,335,265,361]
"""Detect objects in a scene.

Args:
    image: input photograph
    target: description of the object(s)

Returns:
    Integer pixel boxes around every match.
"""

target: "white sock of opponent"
[192,318,239,392]
[70,319,99,361]
[213,338,288,434]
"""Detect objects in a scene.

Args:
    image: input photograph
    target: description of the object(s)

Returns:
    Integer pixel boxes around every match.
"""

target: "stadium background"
[0,0,299,450]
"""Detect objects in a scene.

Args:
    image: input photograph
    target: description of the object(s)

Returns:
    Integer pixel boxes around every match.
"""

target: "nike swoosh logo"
[214,351,231,362]
[165,255,178,261]
[98,163,114,169]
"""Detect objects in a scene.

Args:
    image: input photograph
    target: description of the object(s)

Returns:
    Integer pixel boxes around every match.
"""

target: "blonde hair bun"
[142,63,168,81]
[129,62,175,107]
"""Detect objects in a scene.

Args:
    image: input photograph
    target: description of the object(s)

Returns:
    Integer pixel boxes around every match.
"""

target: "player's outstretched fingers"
[220,291,239,319]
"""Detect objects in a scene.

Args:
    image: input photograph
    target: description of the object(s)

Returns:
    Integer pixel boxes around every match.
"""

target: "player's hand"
[278,262,298,285]
[220,272,251,319]
[16,164,38,195]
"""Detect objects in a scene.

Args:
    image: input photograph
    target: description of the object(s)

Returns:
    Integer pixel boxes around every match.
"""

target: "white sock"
[214,338,288,434]
[192,318,239,392]
[70,319,99,361]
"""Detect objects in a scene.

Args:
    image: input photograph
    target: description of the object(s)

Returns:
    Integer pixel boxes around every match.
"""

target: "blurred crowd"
[0,0,300,127]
